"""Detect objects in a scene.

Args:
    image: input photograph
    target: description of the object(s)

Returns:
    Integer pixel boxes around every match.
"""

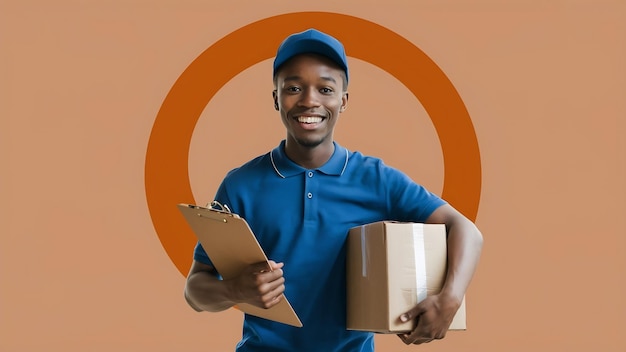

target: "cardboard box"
[346,221,466,333]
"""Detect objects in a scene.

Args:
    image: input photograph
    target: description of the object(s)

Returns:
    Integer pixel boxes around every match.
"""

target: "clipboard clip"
[207,200,232,214]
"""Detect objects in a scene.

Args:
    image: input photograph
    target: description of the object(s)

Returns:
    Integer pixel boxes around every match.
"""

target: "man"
[184,28,483,351]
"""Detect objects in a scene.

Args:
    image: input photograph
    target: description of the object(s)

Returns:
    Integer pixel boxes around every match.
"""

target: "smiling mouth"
[296,116,324,124]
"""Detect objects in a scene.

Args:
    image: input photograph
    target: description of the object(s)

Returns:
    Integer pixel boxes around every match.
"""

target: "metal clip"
[207,200,232,213]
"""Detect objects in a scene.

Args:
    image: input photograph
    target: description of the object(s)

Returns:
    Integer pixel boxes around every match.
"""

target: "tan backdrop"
[1,1,624,351]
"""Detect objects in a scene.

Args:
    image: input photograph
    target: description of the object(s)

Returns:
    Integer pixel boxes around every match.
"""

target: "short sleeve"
[193,241,213,266]
[384,165,446,222]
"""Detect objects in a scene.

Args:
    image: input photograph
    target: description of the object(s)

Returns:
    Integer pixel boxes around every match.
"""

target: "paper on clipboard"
[177,203,302,328]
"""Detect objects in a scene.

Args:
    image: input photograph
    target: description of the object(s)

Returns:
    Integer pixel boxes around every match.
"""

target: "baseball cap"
[273,28,349,83]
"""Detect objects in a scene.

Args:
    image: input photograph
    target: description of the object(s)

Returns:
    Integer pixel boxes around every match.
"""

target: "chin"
[294,135,327,148]
[296,139,324,148]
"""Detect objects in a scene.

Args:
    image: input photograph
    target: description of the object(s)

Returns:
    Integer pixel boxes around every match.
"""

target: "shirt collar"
[270,140,350,178]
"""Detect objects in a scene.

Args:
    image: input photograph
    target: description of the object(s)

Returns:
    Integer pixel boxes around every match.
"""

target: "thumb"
[267,260,284,271]
[250,261,272,274]
[400,302,427,323]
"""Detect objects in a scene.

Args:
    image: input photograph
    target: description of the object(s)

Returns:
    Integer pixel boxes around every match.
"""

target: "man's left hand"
[397,293,460,345]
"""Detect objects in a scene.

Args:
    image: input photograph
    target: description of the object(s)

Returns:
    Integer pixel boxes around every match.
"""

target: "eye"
[320,87,334,94]
[286,86,301,93]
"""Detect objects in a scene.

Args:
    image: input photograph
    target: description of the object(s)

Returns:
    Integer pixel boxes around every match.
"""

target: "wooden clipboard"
[177,202,303,327]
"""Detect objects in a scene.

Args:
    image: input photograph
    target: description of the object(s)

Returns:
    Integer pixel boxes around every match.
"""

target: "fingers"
[267,260,284,271]
[257,278,285,308]
[399,303,426,324]
[252,260,284,274]
[399,328,443,345]
[246,260,286,309]
[254,261,284,284]
[398,333,435,345]
[397,301,447,345]
[398,329,441,345]
[255,268,285,292]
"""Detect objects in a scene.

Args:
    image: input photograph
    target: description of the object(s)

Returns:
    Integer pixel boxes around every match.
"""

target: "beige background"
[2,0,624,351]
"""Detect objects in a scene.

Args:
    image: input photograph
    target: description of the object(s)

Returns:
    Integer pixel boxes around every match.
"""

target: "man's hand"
[228,260,285,309]
[397,293,460,345]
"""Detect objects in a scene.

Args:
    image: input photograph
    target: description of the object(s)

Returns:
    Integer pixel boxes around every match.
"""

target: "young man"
[184,28,483,351]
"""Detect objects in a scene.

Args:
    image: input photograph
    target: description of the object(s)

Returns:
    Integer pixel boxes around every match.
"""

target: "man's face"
[273,54,348,149]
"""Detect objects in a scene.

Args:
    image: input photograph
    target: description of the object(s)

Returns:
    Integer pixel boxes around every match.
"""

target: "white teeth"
[297,116,323,124]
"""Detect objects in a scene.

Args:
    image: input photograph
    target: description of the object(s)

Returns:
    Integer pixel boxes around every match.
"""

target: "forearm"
[440,218,483,304]
[184,271,237,312]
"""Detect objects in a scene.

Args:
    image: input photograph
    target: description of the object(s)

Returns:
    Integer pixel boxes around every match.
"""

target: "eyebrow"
[282,75,338,85]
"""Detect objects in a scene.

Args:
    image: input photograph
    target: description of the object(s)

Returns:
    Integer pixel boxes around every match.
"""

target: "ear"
[272,90,279,111]
[340,92,349,112]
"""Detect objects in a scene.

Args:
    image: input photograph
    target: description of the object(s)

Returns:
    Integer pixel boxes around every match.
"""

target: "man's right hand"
[228,260,286,309]
[185,259,286,312]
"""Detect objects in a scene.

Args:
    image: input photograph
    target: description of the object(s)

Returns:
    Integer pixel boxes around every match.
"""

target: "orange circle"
[145,12,481,276]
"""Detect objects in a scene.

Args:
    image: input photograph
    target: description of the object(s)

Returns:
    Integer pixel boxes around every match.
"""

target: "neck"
[284,139,335,169]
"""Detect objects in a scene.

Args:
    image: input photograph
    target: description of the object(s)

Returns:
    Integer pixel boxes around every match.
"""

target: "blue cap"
[273,28,349,83]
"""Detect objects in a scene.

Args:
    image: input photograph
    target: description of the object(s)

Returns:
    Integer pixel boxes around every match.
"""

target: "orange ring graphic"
[145,11,481,276]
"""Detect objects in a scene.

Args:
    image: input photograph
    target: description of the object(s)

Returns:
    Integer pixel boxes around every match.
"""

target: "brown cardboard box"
[346,221,466,333]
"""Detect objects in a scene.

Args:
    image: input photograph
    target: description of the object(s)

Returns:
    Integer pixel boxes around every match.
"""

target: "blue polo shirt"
[194,140,446,352]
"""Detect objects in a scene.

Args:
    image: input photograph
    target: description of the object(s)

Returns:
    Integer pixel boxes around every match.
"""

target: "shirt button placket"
[304,171,316,222]
[307,171,314,199]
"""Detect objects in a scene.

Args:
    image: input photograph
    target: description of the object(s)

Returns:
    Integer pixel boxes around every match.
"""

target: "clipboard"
[177,202,303,328]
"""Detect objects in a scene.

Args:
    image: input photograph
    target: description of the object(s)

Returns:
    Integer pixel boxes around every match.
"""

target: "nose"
[297,87,321,108]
